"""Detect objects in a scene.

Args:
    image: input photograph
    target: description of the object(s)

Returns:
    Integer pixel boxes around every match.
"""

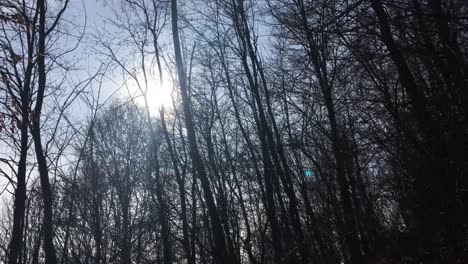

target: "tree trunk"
[170,0,235,263]
[8,104,28,264]
[161,109,193,264]
[295,1,364,262]
[31,1,58,263]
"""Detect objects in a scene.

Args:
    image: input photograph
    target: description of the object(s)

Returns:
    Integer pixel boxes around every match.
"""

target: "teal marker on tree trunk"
[305,169,311,177]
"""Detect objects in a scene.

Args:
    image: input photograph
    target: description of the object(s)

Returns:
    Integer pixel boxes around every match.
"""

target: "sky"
[0,0,277,208]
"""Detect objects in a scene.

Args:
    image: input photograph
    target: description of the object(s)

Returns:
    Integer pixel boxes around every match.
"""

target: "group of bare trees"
[0,0,467,263]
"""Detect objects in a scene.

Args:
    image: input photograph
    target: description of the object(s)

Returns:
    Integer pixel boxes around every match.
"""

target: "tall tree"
[171,0,236,262]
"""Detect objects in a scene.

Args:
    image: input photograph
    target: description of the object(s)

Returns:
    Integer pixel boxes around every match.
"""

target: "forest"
[0,0,467,263]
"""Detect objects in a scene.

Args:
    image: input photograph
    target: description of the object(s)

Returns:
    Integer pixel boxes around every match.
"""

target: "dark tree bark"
[29,1,58,263]
[8,114,28,264]
[161,109,194,264]
[6,4,37,264]
[170,0,236,263]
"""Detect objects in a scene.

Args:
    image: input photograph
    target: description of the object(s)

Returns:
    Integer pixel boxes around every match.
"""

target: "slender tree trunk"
[170,1,235,263]
[8,108,28,264]
[30,1,58,263]
[144,18,174,264]
[121,196,131,264]
[89,133,104,264]
[161,109,193,264]
[295,1,364,262]
[150,134,173,264]
[229,5,286,260]
[213,90,259,264]
[235,3,307,260]
[8,10,37,262]
[31,228,42,264]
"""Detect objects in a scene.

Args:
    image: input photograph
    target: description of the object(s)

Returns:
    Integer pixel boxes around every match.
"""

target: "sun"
[125,67,175,115]
[143,77,173,112]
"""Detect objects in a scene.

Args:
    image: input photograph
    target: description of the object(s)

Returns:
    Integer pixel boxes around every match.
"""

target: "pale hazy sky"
[0,0,275,208]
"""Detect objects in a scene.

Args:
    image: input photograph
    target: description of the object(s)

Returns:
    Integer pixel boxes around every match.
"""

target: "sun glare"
[125,68,175,115]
